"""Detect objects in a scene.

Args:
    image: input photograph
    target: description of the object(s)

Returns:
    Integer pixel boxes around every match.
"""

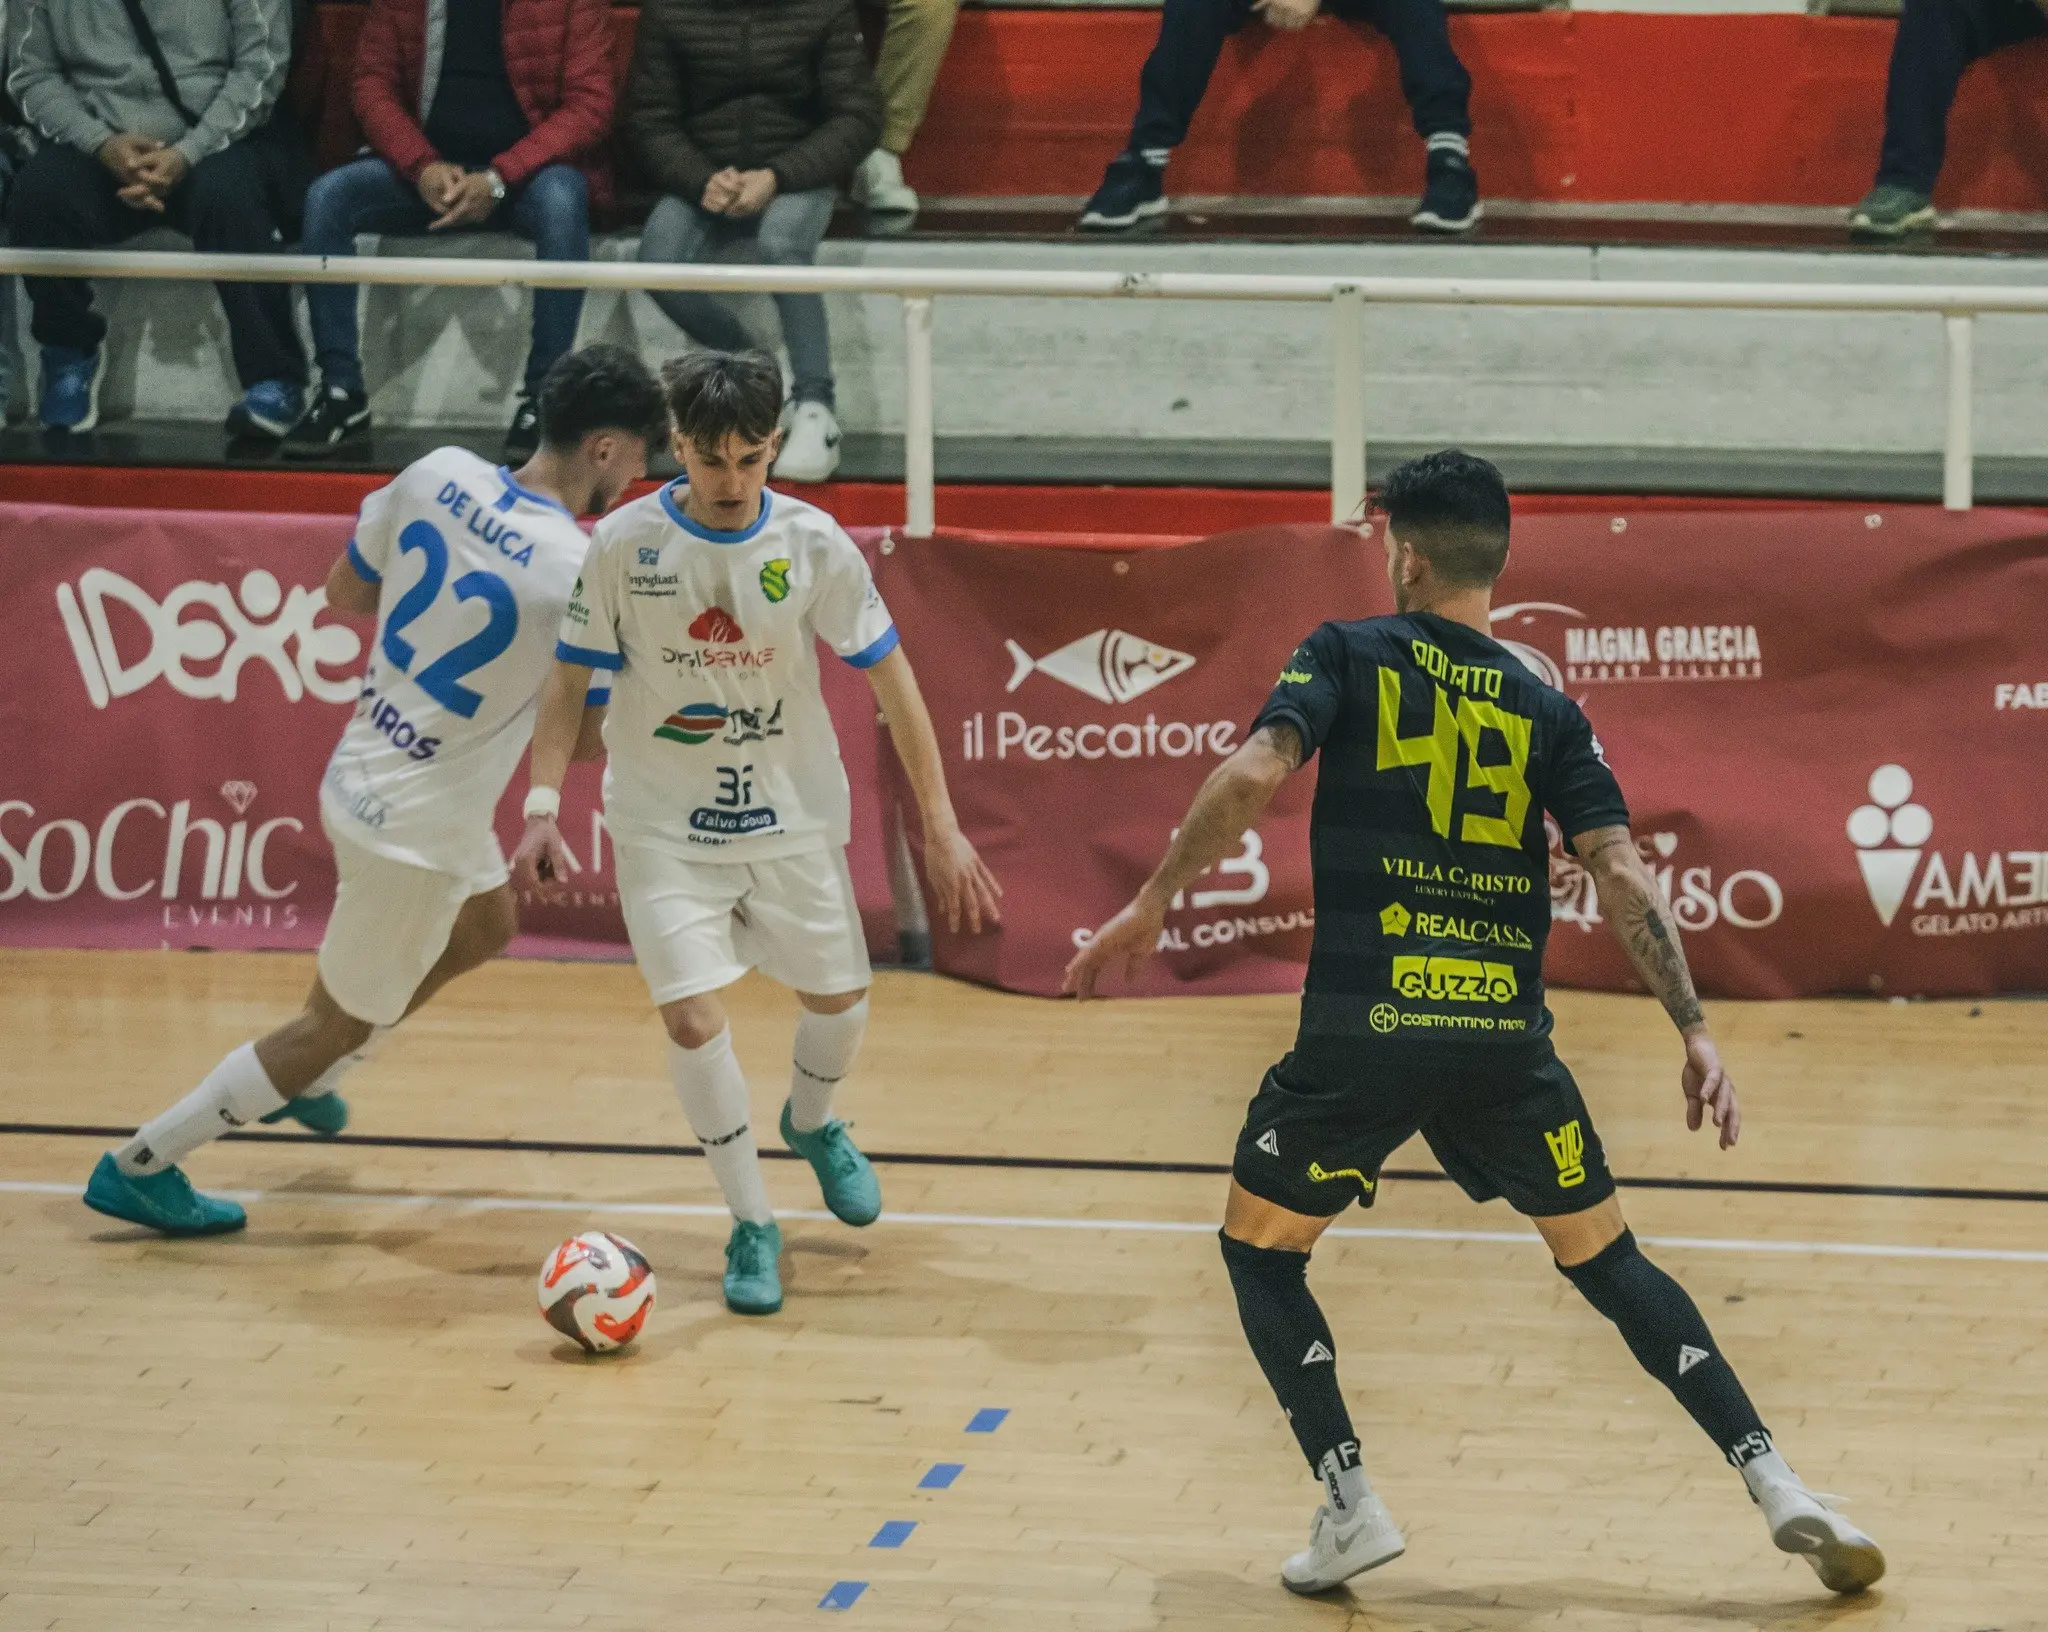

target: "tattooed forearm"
[1144,724,1299,904]
[1575,825,1706,1033]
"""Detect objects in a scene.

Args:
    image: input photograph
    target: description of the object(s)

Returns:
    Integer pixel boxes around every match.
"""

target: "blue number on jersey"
[379,519,521,720]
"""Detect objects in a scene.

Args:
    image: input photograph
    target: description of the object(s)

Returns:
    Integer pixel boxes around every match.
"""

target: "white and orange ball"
[537,1231,656,1353]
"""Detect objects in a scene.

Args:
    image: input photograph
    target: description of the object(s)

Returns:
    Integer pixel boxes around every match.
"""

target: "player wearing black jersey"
[1066,451,1884,1600]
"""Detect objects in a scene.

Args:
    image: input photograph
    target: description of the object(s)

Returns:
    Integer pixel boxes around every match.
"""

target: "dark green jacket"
[623,0,881,201]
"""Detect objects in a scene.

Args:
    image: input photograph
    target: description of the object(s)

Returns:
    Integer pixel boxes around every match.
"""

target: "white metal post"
[1330,286,1367,526]
[1943,313,1974,513]
[903,296,936,538]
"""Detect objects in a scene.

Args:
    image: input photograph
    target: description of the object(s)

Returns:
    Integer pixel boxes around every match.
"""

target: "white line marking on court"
[8,1179,2046,1263]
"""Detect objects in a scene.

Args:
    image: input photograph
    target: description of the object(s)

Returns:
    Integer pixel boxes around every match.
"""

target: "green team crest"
[759,558,792,603]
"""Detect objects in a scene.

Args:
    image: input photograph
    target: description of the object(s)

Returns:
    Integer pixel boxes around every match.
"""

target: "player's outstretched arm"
[1573,823,1741,1149]
[865,647,1003,933]
[1064,723,1301,1000]
[511,660,592,897]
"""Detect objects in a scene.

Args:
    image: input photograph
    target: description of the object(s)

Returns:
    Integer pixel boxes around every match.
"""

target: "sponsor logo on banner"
[1004,629,1196,704]
[1069,828,1312,952]
[960,711,1237,763]
[56,568,362,709]
[1491,602,1764,687]
[1547,818,1784,933]
[1847,764,2048,936]
[1994,682,2046,710]
[0,782,305,926]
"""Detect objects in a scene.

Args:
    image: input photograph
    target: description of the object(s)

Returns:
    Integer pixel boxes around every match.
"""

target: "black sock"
[1218,1232,1367,1508]
[1559,1229,1772,1468]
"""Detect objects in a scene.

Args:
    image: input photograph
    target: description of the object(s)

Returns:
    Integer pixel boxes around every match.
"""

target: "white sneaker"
[854,148,919,222]
[773,400,842,483]
[1752,1479,1886,1595]
[1280,1496,1405,1595]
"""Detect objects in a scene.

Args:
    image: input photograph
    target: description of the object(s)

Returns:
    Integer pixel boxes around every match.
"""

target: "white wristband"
[523,787,562,821]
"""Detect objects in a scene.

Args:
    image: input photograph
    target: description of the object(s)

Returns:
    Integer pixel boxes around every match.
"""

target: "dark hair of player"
[1375,449,1513,587]
[660,350,786,456]
[536,345,669,450]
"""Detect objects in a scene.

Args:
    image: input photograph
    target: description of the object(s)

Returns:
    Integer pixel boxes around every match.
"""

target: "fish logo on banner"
[1004,629,1196,705]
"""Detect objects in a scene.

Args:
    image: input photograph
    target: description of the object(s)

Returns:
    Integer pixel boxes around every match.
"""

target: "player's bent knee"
[457,887,518,963]
[796,987,868,1015]
[660,996,729,1051]
[1533,1193,1628,1268]
[1223,1181,1336,1253]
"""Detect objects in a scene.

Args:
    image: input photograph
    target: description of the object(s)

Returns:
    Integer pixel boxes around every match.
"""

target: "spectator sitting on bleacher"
[1849,0,2047,240]
[284,0,616,461]
[6,0,311,436]
[1078,0,1480,235]
[849,0,959,231]
[624,0,882,482]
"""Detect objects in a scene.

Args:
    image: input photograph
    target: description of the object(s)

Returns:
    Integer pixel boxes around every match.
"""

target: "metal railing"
[4,246,2043,530]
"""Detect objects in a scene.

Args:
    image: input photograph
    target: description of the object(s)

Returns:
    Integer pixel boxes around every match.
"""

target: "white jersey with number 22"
[321,448,595,881]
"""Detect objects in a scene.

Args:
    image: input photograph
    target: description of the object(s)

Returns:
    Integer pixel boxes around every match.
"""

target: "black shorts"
[1231,1042,1616,1219]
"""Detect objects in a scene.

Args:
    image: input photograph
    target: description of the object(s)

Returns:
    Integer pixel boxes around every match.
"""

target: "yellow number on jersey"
[1376,668,1533,849]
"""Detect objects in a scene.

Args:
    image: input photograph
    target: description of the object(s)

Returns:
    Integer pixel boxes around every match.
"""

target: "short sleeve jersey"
[556,483,897,863]
[320,449,593,879]
[1252,610,1628,1078]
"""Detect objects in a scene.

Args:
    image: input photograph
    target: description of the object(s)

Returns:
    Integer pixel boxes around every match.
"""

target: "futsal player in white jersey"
[84,347,670,1237]
[514,350,1001,1316]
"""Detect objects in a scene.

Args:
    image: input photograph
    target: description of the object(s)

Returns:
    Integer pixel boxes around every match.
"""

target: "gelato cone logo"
[1847,764,1934,926]
[1005,629,1195,705]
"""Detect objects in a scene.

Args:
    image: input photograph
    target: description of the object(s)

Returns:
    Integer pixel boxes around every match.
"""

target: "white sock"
[113,1042,287,1175]
[788,1000,868,1133]
[307,1025,390,1098]
[1740,1448,1798,1498]
[1318,1443,1373,1521]
[670,1029,773,1225]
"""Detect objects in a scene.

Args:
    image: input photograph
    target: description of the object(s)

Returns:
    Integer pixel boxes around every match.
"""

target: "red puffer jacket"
[353,0,617,216]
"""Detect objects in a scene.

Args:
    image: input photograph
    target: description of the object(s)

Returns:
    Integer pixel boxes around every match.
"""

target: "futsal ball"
[537,1231,656,1353]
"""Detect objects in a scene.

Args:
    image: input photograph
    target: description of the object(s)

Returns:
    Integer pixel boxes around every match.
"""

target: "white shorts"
[318,815,507,1026]
[615,842,872,1006]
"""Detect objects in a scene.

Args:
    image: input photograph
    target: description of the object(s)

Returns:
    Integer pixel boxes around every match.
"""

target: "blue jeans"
[300,156,590,397]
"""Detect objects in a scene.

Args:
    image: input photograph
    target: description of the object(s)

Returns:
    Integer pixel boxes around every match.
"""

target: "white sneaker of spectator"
[854,149,919,224]
[774,400,843,483]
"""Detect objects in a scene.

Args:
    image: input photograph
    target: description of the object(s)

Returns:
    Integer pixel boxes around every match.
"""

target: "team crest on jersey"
[759,559,792,603]
[689,607,744,643]
[654,702,730,745]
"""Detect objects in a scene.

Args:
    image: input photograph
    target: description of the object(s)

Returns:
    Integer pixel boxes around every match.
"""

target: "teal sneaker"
[780,1101,882,1227]
[723,1218,784,1315]
[82,1152,246,1236]
[1848,184,1935,241]
[259,1091,349,1136]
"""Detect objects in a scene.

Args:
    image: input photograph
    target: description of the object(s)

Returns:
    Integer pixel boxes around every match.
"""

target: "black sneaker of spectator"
[1079,153,1168,232]
[282,385,372,460]
[1411,150,1482,234]
[504,397,541,463]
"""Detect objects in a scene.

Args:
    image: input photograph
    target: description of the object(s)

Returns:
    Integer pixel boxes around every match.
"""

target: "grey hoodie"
[7,0,289,168]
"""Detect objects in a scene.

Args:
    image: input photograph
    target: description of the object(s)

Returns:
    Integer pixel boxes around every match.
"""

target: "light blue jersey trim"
[556,640,625,671]
[585,685,611,706]
[659,481,772,545]
[345,538,382,584]
[498,466,575,519]
[842,625,900,670]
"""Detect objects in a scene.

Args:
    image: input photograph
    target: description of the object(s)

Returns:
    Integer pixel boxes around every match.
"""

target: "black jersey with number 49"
[1252,610,1629,1080]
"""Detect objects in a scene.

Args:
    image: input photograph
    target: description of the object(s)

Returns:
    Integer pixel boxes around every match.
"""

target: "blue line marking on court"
[869,1520,917,1548]
[819,1581,867,1611]
[918,1462,964,1490]
[965,1408,1009,1433]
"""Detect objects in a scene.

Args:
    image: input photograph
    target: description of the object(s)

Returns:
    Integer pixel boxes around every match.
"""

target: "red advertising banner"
[0,502,896,964]
[876,511,2048,1001]
[4,500,2044,1002]
[876,526,1379,995]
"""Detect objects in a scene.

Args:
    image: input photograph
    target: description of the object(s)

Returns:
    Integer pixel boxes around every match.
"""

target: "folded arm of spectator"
[492,0,617,189]
[353,0,441,184]
[7,3,118,157]
[172,0,292,168]
[623,14,719,204]
[762,4,882,197]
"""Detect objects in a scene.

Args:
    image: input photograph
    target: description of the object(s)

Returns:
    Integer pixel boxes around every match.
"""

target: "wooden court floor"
[1,947,2043,1631]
